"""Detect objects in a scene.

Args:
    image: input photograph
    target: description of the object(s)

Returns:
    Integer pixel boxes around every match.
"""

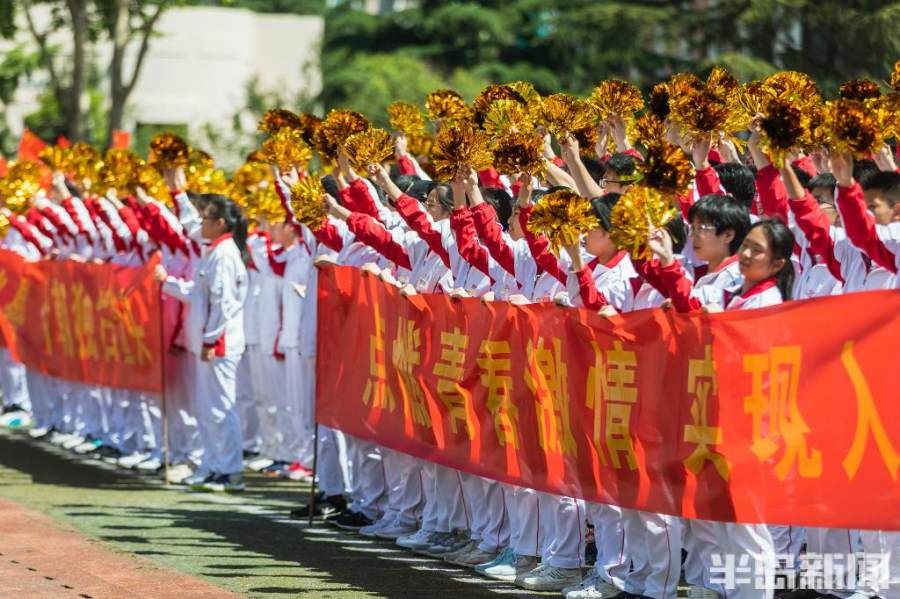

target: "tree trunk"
[105,0,129,148]
[66,0,87,141]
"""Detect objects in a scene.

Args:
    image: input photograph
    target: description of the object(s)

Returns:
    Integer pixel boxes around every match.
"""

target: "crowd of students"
[1,73,899,599]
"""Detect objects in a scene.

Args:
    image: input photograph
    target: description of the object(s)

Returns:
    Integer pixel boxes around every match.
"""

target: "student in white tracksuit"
[159,194,248,489]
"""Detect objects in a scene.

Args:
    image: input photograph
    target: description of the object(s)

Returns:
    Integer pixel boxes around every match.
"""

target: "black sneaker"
[333,510,374,530]
[261,461,289,477]
[289,494,348,520]
[93,445,122,461]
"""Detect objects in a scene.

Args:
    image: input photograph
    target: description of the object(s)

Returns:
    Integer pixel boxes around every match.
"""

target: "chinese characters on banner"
[315,265,900,530]
[0,250,163,393]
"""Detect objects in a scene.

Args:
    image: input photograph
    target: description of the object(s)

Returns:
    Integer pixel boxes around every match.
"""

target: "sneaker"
[359,517,393,537]
[410,531,450,554]
[422,530,469,557]
[396,528,436,550]
[289,494,347,520]
[518,564,583,592]
[28,426,51,439]
[563,573,624,598]
[261,461,290,477]
[0,409,31,428]
[195,473,245,492]
[73,439,103,454]
[374,520,417,541]
[165,463,194,484]
[136,457,163,472]
[285,462,314,482]
[118,452,152,469]
[92,445,122,463]
[62,435,86,450]
[247,457,274,472]
[487,551,538,582]
[441,540,478,562]
[687,587,722,599]
[333,510,374,530]
[49,432,75,446]
[446,546,498,568]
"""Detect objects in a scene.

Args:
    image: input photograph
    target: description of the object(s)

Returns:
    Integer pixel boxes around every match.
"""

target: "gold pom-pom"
[669,87,729,138]
[588,79,644,121]
[231,161,271,197]
[387,102,426,136]
[67,143,102,187]
[648,83,671,119]
[483,99,534,140]
[765,71,821,108]
[529,189,599,251]
[891,60,900,92]
[0,161,42,214]
[758,98,805,167]
[290,175,328,230]
[99,149,140,193]
[706,66,740,100]
[571,125,599,159]
[258,108,303,134]
[825,98,883,158]
[261,128,313,171]
[426,89,470,122]
[38,146,69,171]
[533,93,593,139]
[184,149,228,194]
[148,133,190,169]
[873,92,900,141]
[631,113,668,147]
[0,211,9,237]
[313,109,370,160]
[508,80,541,104]
[491,131,546,177]
[407,133,434,157]
[610,185,678,260]
[737,80,771,116]
[472,84,527,126]
[430,121,493,181]
[297,113,323,148]
[638,143,694,196]
[134,163,169,199]
[839,79,882,102]
[343,127,394,172]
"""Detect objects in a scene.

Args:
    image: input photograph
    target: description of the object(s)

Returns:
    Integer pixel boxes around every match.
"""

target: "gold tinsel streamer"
[185,149,229,195]
[571,125,599,159]
[68,143,102,187]
[873,93,900,140]
[230,161,273,222]
[759,98,806,167]
[509,81,540,104]
[407,133,434,158]
[483,99,534,140]
[425,89,471,122]
[258,108,303,134]
[0,161,42,214]
[343,128,394,172]
[824,99,883,158]
[134,162,169,199]
[610,186,678,260]
[638,143,694,197]
[472,84,527,126]
[588,79,644,122]
[0,211,9,237]
[430,121,493,181]
[313,109,370,160]
[631,113,668,147]
[648,83,671,119]
[528,189,599,251]
[261,128,313,171]
[387,102,427,136]
[99,149,140,194]
[491,131,546,177]
[297,113,323,148]
[289,176,328,230]
[891,60,900,92]
[533,94,593,139]
[148,133,190,169]
[668,67,747,149]
[38,146,69,171]
[839,79,882,102]
[764,71,821,108]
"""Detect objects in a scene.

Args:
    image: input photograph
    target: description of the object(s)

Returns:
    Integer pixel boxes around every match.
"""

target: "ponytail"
[748,219,795,301]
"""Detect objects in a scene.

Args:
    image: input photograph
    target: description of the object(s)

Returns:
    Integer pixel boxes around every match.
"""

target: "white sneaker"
[518,564,583,592]
[118,452,151,469]
[62,435,86,450]
[73,440,102,455]
[446,546,498,568]
[0,410,31,428]
[165,463,194,484]
[687,586,722,599]
[136,457,162,472]
[49,432,74,446]
[374,520,417,540]
[28,426,51,439]
[396,528,434,550]
[359,517,392,537]
[563,573,623,598]
[480,550,538,582]
[246,457,274,472]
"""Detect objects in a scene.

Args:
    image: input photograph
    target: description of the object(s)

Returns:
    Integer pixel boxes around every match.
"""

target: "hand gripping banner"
[315,265,900,529]
[0,250,164,393]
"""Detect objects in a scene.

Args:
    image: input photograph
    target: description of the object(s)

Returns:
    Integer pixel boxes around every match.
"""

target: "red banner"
[316,265,900,530]
[0,250,163,393]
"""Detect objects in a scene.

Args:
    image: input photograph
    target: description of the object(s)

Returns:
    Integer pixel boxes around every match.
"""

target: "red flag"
[56,135,72,148]
[0,156,7,177]
[111,130,131,149]
[18,129,47,162]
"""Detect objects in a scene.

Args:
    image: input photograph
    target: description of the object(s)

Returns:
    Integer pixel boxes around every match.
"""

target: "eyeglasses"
[688,223,718,236]
[600,179,626,188]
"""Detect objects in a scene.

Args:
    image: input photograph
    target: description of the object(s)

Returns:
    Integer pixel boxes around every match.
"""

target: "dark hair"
[407,179,436,203]
[604,153,637,180]
[747,219,795,301]
[666,215,687,254]
[790,164,812,188]
[367,177,388,206]
[852,159,879,187]
[688,194,751,254]
[714,162,756,210]
[431,183,453,213]
[205,195,248,260]
[480,186,513,230]
[807,172,836,191]
[393,174,420,195]
[582,156,606,183]
[321,175,340,202]
[64,178,82,199]
[590,193,621,231]
[861,171,900,207]
[188,191,210,213]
